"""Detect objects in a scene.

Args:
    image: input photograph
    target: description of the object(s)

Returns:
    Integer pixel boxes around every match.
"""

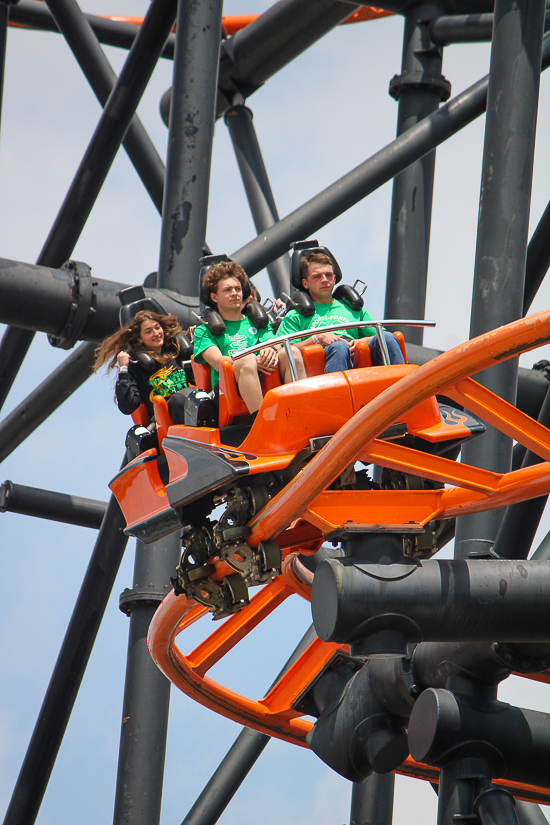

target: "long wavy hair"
[93,310,183,372]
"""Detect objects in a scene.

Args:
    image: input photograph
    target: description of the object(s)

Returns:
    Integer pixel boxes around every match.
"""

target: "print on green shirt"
[278,299,377,341]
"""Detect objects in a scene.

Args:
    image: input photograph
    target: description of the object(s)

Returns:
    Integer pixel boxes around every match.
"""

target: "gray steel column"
[454,0,546,560]
[113,532,181,825]
[384,4,450,345]
[224,104,288,297]
[157,0,223,293]
[350,773,395,825]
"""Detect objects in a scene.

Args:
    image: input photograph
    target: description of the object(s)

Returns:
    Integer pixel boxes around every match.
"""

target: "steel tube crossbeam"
[3,491,129,825]
[40,0,177,274]
[160,0,361,125]
[429,13,495,44]
[0,479,107,528]
[9,0,176,58]
[430,7,550,45]
[0,257,197,337]
[231,31,550,278]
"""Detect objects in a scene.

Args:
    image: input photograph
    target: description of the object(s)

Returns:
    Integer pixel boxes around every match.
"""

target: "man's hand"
[256,346,279,374]
[313,332,344,346]
[117,351,130,368]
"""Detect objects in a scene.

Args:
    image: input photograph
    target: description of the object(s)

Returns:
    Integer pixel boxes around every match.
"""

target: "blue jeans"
[323,332,405,374]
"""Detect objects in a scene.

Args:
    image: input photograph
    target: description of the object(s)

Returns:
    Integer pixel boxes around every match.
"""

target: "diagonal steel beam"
[0,0,168,412]
[9,0,176,58]
[41,0,177,271]
[3,489,129,825]
[230,31,550,277]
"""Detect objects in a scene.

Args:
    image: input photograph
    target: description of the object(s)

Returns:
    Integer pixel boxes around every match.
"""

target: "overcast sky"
[1,2,550,824]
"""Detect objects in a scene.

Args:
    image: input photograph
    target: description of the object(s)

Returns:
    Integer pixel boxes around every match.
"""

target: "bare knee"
[234,354,259,378]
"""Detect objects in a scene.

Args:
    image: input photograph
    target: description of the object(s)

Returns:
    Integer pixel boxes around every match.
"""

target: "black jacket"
[115,355,185,418]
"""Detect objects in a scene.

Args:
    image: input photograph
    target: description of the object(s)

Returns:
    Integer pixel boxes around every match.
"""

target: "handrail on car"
[231,319,436,381]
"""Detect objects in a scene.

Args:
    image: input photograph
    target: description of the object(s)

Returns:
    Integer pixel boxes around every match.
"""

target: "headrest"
[198,253,251,308]
[289,240,342,290]
[118,285,168,327]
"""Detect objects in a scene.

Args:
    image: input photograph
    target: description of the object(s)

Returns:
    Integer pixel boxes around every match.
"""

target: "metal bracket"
[389,70,451,102]
[48,260,95,349]
[119,584,173,616]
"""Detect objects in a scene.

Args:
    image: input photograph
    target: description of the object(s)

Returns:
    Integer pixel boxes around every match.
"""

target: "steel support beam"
[113,532,181,825]
[430,7,550,45]
[45,0,165,214]
[40,0,177,271]
[0,257,196,338]
[0,0,8,138]
[350,773,395,825]
[524,198,550,314]
[224,104,289,297]
[3,491,129,825]
[180,625,316,825]
[159,0,361,125]
[0,341,96,464]
[385,5,450,345]
[0,0,168,410]
[157,0,223,294]
[0,479,107,528]
[454,0,547,560]
[430,13,494,44]
[9,0,176,58]
[230,32,550,278]
[492,382,550,559]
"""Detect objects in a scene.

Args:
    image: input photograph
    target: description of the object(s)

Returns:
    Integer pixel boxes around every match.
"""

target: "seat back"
[394,331,407,363]
[300,344,326,377]
[218,356,283,427]
[192,359,212,392]
[152,395,172,453]
[131,402,150,427]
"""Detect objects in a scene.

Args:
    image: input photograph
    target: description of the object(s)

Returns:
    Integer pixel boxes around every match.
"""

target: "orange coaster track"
[149,309,550,806]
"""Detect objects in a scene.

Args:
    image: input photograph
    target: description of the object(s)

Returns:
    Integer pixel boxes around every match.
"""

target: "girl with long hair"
[94,310,190,423]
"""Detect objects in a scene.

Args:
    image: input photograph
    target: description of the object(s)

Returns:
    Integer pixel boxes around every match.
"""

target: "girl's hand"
[117,351,130,368]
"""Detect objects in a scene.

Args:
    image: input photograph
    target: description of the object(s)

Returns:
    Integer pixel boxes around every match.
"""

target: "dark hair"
[299,251,334,280]
[93,310,183,372]
[202,261,247,303]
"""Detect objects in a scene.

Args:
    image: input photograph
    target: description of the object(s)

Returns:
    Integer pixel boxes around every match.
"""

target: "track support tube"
[455,0,547,559]
[385,4,450,345]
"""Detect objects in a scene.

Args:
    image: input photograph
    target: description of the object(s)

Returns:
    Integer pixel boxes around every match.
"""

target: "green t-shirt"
[194,317,275,387]
[278,298,377,342]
